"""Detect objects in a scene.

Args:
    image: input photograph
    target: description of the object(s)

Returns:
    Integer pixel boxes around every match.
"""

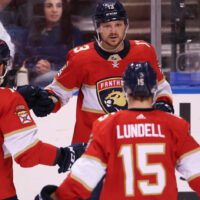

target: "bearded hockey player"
[18,0,174,145]
[0,39,85,200]
[36,61,200,200]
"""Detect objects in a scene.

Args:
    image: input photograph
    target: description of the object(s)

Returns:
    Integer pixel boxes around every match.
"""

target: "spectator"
[0,0,31,86]
[0,0,11,12]
[25,0,84,87]
[0,0,29,27]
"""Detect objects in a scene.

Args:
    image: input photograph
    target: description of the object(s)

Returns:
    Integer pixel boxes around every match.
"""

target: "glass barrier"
[1,0,200,87]
[161,0,200,85]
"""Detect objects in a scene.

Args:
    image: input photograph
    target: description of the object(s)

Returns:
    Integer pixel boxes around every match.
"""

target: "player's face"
[99,20,126,51]
[44,0,63,25]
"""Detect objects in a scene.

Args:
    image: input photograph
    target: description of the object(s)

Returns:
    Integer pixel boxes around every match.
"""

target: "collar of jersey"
[128,108,155,112]
[94,39,130,60]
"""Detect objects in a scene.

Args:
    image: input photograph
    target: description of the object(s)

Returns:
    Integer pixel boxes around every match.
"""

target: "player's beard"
[100,34,124,53]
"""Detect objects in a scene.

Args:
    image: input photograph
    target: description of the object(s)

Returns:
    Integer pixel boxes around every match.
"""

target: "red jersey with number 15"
[48,40,173,143]
[56,109,200,200]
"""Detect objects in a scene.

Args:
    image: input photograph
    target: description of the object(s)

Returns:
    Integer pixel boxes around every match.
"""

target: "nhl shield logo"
[96,77,128,113]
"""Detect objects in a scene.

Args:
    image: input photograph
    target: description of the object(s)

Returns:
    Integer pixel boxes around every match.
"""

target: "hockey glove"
[17,85,59,117]
[55,143,87,173]
[154,100,174,114]
[17,85,39,109]
[35,185,57,200]
[32,89,58,117]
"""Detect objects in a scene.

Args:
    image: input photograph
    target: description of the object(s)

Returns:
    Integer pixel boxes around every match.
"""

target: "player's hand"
[32,89,58,117]
[153,100,174,114]
[17,85,39,109]
[35,185,57,200]
[17,85,59,117]
[56,143,87,173]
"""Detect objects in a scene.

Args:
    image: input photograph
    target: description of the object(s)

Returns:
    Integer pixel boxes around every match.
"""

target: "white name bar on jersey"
[116,123,165,139]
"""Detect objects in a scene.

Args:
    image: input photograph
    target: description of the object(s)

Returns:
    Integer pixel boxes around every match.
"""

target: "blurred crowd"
[0,0,89,87]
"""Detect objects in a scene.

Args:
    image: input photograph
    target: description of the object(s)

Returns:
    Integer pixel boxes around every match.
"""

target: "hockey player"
[18,0,174,145]
[0,39,86,200]
[35,61,200,200]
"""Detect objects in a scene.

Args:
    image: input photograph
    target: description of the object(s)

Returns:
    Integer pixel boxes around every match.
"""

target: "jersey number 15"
[118,143,166,197]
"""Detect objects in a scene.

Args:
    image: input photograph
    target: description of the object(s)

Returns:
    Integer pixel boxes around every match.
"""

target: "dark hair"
[30,0,74,45]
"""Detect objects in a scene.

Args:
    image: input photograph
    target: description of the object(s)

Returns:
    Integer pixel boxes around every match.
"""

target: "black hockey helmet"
[123,62,157,98]
[93,0,128,28]
[0,39,11,64]
[0,39,11,85]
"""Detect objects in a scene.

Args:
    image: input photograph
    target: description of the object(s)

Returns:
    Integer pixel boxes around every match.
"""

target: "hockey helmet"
[93,0,128,28]
[0,39,11,85]
[123,62,157,98]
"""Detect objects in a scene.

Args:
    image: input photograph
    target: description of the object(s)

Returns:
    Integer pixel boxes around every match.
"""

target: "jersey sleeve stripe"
[71,174,93,192]
[51,79,79,92]
[178,147,200,161]
[188,173,200,182]
[4,153,11,159]
[82,107,105,114]
[4,125,37,138]
[13,139,40,159]
[176,148,200,180]
[155,80,173,101]
[2,143,11,158]
[157,78,165,85]
[4,126,38,157]
[70,155,106,190]
[47,80,77,106]
[83,155,107,167]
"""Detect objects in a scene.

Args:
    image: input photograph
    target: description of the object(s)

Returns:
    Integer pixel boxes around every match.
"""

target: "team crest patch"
[15,105,32,124]
[96,77,128,113]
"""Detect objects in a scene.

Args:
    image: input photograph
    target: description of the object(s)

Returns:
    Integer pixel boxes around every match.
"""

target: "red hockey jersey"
[48,40,173,144]
[0,88,57,199]
[56,109,200,200]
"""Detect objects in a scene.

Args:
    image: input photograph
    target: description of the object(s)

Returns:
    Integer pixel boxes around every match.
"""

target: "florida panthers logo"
[96,77,128,113]
[104,90,126,109]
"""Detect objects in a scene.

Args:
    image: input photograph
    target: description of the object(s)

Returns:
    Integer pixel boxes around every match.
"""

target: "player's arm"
[153,79,174,113]
[35,151,107,200]
[175,121,200,196]
[176,145,200,196]
[53,156,105,199]
[17,47,86,117]
[14,140,86,172]
[36,120,108,200]
[55,124,107,199]
[3,91,86,171]
[46,47,87,108]
[146,44,174,113]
